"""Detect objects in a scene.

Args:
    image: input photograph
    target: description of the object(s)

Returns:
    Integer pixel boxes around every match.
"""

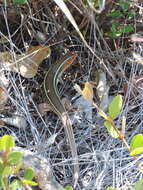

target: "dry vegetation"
[0,0,143,189]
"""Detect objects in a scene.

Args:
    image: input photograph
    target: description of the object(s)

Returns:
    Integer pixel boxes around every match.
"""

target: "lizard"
[43,52,79,187]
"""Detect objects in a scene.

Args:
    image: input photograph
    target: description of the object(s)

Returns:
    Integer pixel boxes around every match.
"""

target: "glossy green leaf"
[133,179,143,190]
[130,134,143,150]
[13,0,27,5]
[108,95,123,119]
[24,168,35,180]
[0,135,15,150]
[104,121,119,138]
[130,134,143,155]
[130,147,143,156]
[7,151,23,165]
[22,179,37,186]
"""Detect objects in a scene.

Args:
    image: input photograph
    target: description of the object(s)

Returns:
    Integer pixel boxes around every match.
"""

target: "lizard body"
[44,52,79,187]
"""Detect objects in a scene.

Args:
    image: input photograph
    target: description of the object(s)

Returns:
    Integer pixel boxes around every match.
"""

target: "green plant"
[3,0,27,6]
[13,0,27,5]
[99,95,143,190]
[99,95,143,157]
[108,22,134,38]
[60,185,74,190]
[99,95,123,139]
[105,0,135,38]
[0,135,37,190]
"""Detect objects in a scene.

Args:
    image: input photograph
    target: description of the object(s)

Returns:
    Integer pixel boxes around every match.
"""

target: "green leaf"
[24,168,35,181]
[0,135,15,151]
[108,10,123,17]
[13,0,27,5]
[108,22,123,38]
[120,25,134,34]
[108,31,122,38]
[22,179,37,186]
[7,151,23,165]
[127,11,136,19]
[2,166,13,178]
[130,134,143,150]
[130,134,143,156]
[60,185,74,190]
[130,147,143,156]
[111,21,120,32]
[108,95,123,119]
[111,31,122,38]
[104,121,119,138]
[133,179,143,190]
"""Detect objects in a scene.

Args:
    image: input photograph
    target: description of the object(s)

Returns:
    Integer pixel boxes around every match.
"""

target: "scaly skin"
[44,52,79,187]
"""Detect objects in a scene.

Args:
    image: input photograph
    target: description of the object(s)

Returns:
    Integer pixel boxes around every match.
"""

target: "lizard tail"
[61,113,79,188]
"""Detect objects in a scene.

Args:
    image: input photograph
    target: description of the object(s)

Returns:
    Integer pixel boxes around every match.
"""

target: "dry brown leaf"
[74,82,93,102]
[82,81,93,102]
[18,45,51,78]
[0,45,51,78]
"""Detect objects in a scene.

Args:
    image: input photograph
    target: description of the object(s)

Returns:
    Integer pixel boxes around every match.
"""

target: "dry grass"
[0,1,143,189]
